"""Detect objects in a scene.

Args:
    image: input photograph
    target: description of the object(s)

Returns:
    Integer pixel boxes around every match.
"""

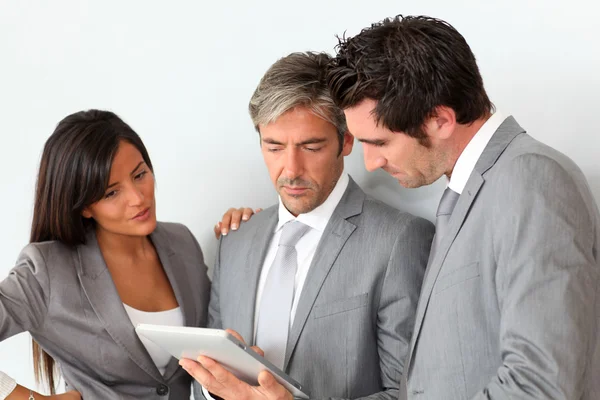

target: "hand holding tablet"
[135,324,309,399]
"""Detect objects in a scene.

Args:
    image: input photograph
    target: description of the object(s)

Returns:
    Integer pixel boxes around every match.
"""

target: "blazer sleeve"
[345,215,433,400]
[471,154,599,399]
[207,237,224,330]
[1,244,51,341]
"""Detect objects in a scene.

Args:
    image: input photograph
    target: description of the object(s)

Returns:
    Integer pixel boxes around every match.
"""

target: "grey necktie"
[431,187,460,260]
[255,220,310,369]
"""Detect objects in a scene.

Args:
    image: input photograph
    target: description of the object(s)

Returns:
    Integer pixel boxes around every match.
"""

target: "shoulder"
[154,221,194,241]
[495,134,586,187]
[153,221,204,258]
[360,195,435,238]
[221,204,278,243]
[18,240,75,267]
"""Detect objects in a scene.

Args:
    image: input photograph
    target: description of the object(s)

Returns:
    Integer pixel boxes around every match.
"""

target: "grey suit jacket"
[194,178,434,400]
[0,222,210,399]
[402,117,600,399]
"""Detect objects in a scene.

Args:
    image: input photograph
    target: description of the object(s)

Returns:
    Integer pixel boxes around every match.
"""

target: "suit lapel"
[152,225,196,381]
[405,116,526,374]
[283,179,364,369]
[77,229,164,383]
[239,209,279,345]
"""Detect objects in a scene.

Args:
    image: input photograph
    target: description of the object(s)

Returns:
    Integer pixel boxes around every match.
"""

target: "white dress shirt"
[448,112,506,194]
[203,172,349,400]
[125,304,184,375]
[0,371,17,399]
[252,172,349,339]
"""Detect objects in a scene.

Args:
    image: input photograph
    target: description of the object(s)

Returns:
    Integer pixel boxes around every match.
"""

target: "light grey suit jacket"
[402,117,600,399]
[194,178,434,400]
[0,222,210,399]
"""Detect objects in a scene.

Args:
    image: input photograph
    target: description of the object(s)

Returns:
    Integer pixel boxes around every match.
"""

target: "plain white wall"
[1,0,598,393]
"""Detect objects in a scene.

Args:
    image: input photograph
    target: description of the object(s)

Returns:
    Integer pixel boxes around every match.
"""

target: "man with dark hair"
[183,51,434,400]
[325,15,600,400]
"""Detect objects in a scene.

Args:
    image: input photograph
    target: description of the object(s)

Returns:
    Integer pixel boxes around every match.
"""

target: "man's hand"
[215,207,263,238]
[180,356,292,400]
[179,329,291,400]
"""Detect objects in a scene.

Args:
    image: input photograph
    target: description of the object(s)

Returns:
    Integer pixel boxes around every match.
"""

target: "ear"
[340,132,354,156]
[425,106,457,141]
[81,207,93,219]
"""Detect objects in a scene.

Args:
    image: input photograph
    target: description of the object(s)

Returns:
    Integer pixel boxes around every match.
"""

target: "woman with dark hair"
[0,110,211,399]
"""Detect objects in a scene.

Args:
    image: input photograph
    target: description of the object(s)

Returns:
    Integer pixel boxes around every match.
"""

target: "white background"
[1,0,598,394]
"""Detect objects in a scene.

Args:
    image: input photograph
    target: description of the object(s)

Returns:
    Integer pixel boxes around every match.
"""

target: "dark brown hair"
[327,15,493,141]
[30,109,153,393]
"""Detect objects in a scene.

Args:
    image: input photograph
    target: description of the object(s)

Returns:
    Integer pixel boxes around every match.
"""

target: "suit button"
[156,384,169,396]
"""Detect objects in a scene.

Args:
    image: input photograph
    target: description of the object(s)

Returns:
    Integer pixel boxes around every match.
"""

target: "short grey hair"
[249,52,347,138]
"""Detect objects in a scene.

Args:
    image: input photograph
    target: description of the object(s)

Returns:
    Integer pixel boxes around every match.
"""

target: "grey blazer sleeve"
[193,238,224,400]
[350,216,432,400]
[207,237,224,330]
[471,155,598,399]
[1,244,50,341]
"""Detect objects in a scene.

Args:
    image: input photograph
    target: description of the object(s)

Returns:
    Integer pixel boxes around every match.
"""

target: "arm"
[366,216,433,400]
[193,238,225,400]
[3,383,80,400]
[1,245,49,341]
[471,155,598,399]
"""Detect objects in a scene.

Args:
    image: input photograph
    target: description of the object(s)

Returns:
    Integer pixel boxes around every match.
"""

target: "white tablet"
[135,324,309,399]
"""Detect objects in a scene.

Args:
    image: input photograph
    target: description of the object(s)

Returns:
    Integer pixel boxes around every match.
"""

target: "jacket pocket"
[433,262,480,294]
[313,293,369,319]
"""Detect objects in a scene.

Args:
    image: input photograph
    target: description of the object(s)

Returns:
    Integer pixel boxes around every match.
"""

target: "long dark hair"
[30,109,153,393]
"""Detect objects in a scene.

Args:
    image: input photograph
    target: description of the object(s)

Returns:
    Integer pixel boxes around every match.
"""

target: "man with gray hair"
[184,52,434,400]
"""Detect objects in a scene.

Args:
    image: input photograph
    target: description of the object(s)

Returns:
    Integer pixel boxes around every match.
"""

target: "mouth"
[132,207,150,221]
[282,186,309,196]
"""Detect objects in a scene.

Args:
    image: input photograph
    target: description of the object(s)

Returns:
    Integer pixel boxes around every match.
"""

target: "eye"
[104,190,118,199]
[305,147,323,152]
[134,170,147,180]
[267,148,282,153]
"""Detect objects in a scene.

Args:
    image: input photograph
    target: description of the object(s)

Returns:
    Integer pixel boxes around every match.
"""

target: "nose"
[127,184,145,206]
[363,144,386,172]
[284,148,305,181]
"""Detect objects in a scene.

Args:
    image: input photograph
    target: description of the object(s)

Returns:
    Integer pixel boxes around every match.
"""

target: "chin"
[134,218,157,236]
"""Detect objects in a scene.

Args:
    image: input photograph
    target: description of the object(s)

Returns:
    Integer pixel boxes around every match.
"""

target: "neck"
[445,114,491,178]
[95,227,153,262]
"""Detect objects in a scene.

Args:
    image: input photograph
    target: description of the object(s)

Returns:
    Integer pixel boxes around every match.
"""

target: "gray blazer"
[403,117,600,399]
[0,222,210,399]
[195,178,434,400]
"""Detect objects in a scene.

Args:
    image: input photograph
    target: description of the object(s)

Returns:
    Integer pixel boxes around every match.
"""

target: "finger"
[241,207,254,221]
[250,346,265,357]
[255,208,263,213]
[229,209,243,230]
[198,356,244,388]
[220,208,235,236]
[179,359,219,391]
[225,328,247,344]
[214,222,222,239]
[257,371,291,399]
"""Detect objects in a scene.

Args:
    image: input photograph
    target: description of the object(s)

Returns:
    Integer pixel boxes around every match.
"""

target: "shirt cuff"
[201,385,223,400]
[0,371,17,400]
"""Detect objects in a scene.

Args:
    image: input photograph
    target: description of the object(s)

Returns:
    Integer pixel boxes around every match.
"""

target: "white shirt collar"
[277,172,349,232]
[448,112,506,194]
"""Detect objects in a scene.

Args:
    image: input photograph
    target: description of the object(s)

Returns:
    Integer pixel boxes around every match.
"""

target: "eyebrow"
[106,161,145,189]
[262,137,328,146]
[356,138,387,146]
